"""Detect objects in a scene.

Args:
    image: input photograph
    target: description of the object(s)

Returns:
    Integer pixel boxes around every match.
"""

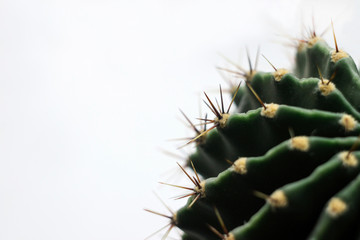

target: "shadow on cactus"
[146,22,360,240]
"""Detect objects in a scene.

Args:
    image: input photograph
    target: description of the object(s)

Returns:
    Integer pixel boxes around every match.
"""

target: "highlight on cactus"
[145,21,360,240]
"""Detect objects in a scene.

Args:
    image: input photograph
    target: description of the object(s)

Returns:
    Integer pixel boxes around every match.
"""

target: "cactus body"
[154,34,360,240]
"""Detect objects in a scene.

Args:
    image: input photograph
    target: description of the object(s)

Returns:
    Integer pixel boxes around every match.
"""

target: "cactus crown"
[146,23,360,240]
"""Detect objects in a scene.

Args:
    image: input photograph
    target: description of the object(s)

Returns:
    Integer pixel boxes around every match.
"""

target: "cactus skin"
[156,34,360,240]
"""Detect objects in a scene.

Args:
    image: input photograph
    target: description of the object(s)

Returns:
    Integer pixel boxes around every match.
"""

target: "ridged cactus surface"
[148,28,360,240]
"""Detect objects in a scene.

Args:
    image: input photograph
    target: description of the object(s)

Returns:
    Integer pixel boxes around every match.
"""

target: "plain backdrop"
[0,0,359,239]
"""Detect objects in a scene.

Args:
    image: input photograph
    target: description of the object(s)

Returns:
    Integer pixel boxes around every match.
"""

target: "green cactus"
[147,25,360,240]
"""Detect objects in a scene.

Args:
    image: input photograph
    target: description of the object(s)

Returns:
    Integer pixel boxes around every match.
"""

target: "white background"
[0,0,359,239]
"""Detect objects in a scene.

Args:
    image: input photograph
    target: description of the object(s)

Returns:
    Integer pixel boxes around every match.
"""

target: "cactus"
[147,24,360,240]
